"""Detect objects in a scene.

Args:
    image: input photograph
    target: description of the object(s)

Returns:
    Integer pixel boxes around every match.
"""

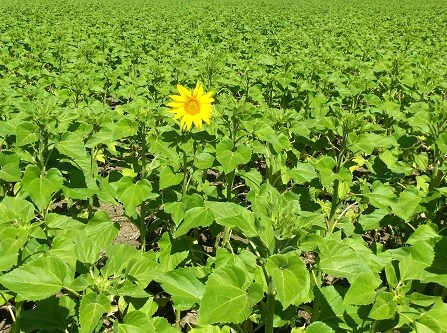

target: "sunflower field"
[1,0,447,332]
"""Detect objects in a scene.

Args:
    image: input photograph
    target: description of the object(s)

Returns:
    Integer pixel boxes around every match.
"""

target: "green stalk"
[182,150,188,197]
[140,124,147,180]
[175,308,181,330]
[327,179,340,232]
[328,125,347,233]
[139,124,148,252]
[88,147,96,220]
[264,276,275,333]
[222,170,235,247]
[13,301,22,333]
[181,132,191,197]
[38,124,48,176]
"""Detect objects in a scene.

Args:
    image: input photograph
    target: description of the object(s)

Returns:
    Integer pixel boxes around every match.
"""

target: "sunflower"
[167,81,214,131]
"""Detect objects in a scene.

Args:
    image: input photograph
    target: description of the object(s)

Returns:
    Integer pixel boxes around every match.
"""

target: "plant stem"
[88,147,96,220]
[182,150,188,197]
[138,124,149,252]
[222,170,235,247]
[13,301,22,333]
[38,123,48,176]
[327,179,339,232]
[140,124,147,180]
[175,308,181,330]
[265,276,275,333]
[139,202,147,252]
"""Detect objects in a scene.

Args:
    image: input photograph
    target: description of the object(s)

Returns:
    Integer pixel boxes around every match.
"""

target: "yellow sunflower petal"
[173,109,186,120]
[199,96,214,104]
[168,107,184,114]
[192,116,203,130]
[177,85,191,98]
[199,104,212,114]
[167,102,185,108]
[180,115,193,131]
[202,91,214,99]
[193,81,205,98]
[169,94,186,102]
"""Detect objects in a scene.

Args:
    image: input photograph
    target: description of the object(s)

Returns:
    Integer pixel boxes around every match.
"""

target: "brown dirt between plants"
[100,202,141,247]
[0,308,12,333]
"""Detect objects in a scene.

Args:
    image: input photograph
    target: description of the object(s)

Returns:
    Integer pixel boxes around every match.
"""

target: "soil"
[100,202,140,247]
[0,307,12,333]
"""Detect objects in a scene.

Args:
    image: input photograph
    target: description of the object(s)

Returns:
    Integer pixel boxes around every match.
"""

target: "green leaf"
[56,132,96,189]
[391,186,422,221]
[368,183,397,211]
[85,211,120,250]
[194,152,215,169]
[417,301,447,333]
[369,292,396,320]
[117,177,157,216]
[0,196,35,224]
[189,326,230,333]
[16,122,38,147]
[298,322,335,333]
[319,240,370,280]
[74,232,99,265]
[0,256,66,301]
[159,167,183,190]
[205,201,257,237]
[287,163,317,184]
[18,296,75,332]
[216,139,251,173]
[344,272,381,305]
[45,213,85,231]
[0,153,21,182]
[266,252,309,308]
[174,206,214,238]
[86,118,137,147]
[406,224,439,245]
[116,311,155,333]
[79,293,111,333]
[198,266,256,325]
[156,267,205,310]
[22,166,63,211]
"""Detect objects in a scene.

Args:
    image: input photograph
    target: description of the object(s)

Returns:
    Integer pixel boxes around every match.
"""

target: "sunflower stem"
[182,150,188,197]
[175,308,181,330]
[222,170,235,247]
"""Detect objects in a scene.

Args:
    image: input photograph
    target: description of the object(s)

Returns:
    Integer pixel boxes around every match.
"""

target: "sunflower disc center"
[185,99,200,115]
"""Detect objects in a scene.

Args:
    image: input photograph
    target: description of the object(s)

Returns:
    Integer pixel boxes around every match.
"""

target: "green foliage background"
[0,0,447,332]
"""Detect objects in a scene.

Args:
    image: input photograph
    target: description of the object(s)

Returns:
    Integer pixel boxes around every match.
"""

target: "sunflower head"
[167,81,214,131]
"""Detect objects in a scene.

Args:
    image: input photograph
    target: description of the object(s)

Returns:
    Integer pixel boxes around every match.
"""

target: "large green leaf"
[22,166,63,211]
[368,292,396,320]
[0,256,66,301]
[319,240,370,280]
[266,252,309,308]
[367,183,397,211]
[0,153,21,182]
[197,266,260,325]
[344,272,382,305]
[159,167,183,190]
[0,196,35,224]
[116,311,155,333]
[205,201,257,237]
[216,139,251,173]
[156,267,205,310]
[174,206,214,238]
[117,177,157,216]
[417,301,447,333]
[79,293,111,333]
